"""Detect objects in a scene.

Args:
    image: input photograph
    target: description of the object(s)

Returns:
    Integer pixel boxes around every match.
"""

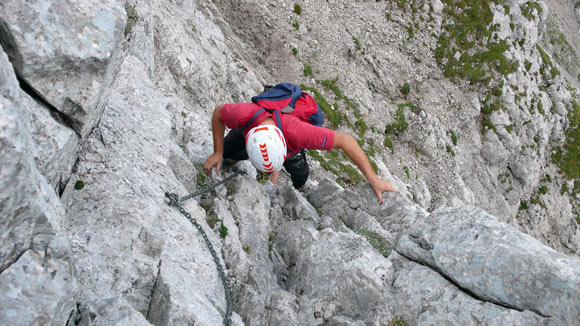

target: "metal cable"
[165,171,240,326]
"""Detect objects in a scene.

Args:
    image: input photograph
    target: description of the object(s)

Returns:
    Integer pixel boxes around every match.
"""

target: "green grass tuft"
[385,105,409,135]
[435,0,518,85]
[400,82,410,96]
[353,36,362,51]
[384,135,394,153]
[448,129,458,145]
[74,180,85,190]
[294,3,302,15]
[521,1,542,21]
[446,145,456,156]
[219,222,228,238]
[303,63,313,76]
[551,100,580,179]
[124,3,139,36]
[357,229,392,257]
[389,316,409,326]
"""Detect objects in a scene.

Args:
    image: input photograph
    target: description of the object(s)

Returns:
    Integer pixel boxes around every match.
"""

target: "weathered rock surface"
[0,0,126,135]
[0,45,78,325]
[1,0,580,325]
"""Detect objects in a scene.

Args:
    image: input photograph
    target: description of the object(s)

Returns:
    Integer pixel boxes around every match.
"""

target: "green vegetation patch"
[389,316,409,326]
[400,82,410,96]
[308,149,364,186]
[384,135,394,153]
[303,63,313,76]
[538,185,548,195]
[124,3,139,36]
[357,229,392,257]
[447,129,458,145]
[536,45,560,80]
[482,118,496,133]
[74,180,85,190]
[435,0,518,85]
[446,145,456,156]
[294,3,302,15]
[403,166,411,178]
[194,162,209,188]
[551,100,580,179]
[385,105,410,135]
[219,222,228,238]
[353,36,362,51]
[520,1,542,21]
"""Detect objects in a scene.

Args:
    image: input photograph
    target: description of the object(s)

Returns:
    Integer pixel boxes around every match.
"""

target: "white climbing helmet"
[246,125,287,172]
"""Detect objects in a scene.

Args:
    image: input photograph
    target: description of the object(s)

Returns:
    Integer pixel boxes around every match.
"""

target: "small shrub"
[74,180,85,190]
[292,21,300,30]
[124,3,139,36]
[519,201,529,211]
[403,166,411,178]
[385,106,408,135]
[406,23,414,38]
[389,316,409,326]
[482,118,496,133]
[538,185,548,194]
[384,135,394,153]
[400,82,410,96]
[561,183,569,195]
[355,119,367,137]
[294,3,302,15]
[521,1,542,21]
[446,145,456,156]
[219,222,228,238]
[243,245,251,253]
[303,63,313,76]
[353,36,362,51]
[448,129,458,145]
[207,213,219,228]
[292,47,298,56]
[194,163,208,188]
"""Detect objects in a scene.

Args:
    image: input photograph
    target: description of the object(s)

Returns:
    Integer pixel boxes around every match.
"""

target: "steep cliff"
[1,0,579,325]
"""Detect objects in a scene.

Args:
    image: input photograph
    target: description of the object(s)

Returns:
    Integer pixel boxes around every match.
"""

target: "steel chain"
[165,171,240,326]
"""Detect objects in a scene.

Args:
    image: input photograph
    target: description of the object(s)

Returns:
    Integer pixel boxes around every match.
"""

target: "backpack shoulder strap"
[241,107,266,131]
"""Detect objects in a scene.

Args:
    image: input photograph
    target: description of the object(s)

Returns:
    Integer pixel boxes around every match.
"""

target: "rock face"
[0,0,126,136]
[1,0,580,325]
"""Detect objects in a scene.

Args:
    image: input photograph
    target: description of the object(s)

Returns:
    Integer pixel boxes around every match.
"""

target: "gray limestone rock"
[2,0,580,325]
[481,130,509,165]
[1,42,79,326]
[398,206,580,324]
[0,0,126,135]
[393,258,549,326]
[26,93,79,193]
[92,298,153,326]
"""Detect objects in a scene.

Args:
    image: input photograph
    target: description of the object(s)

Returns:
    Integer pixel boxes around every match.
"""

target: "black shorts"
[223,129,309,189]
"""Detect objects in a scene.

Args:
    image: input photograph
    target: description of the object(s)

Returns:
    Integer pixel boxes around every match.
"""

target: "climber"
[203,102,398,204]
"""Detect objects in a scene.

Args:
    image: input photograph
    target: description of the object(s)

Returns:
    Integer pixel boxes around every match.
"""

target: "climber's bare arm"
[204,105,225,174]
[333,131,397,204]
